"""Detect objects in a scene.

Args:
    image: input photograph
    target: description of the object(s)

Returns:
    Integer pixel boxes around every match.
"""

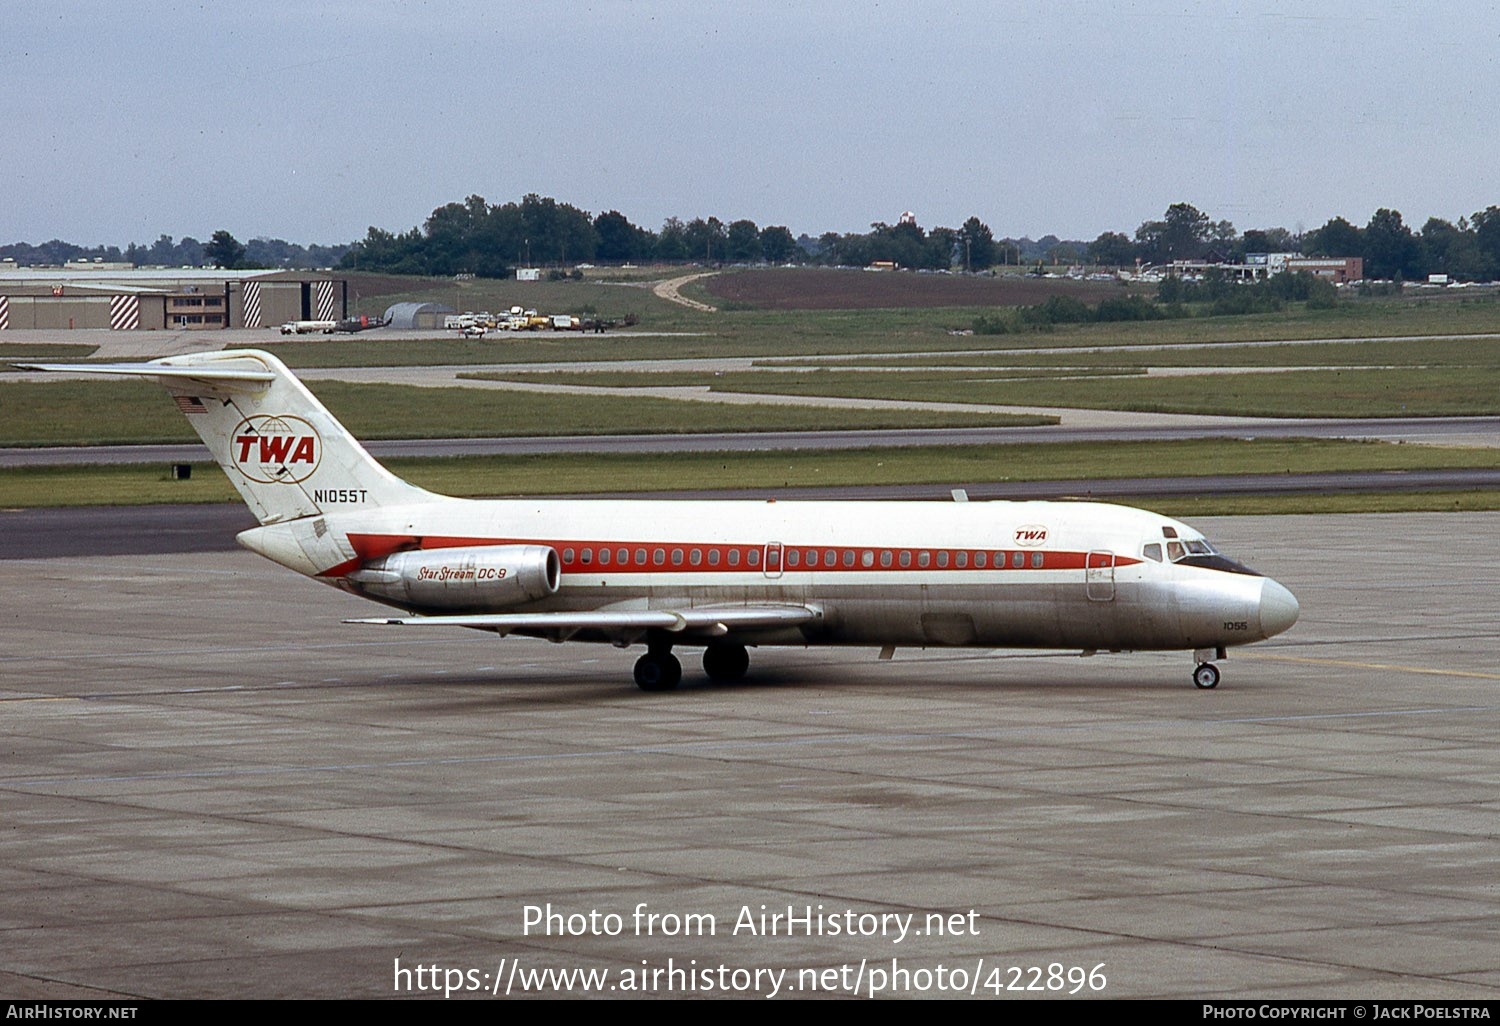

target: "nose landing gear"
[1192,646,1226,689]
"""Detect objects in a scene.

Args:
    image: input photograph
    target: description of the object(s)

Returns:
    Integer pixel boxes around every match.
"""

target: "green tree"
[960,216,996,270]
[205,230,245,269]
[758,225,798,263]
[655,217,689,261]
[422,195,486,274]
[926,227,960,270]
[1419,218,1490,281]
[1363,208,1424,280]
[1468,207,1500,275]
[725,219,763,262]
[1088,231,1135,266]
[593,210,652,262]
[1304,216,1362,258]
[683,217,727,262]
[1135,203,1214,263]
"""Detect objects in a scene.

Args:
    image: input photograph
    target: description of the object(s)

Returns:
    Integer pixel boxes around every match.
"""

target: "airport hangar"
[0,266,349,331]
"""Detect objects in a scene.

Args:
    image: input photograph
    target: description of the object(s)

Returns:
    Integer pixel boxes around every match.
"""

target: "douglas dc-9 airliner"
[23,349,1298,691]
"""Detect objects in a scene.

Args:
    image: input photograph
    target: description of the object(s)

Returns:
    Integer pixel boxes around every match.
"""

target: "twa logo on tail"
[231,415,321,483]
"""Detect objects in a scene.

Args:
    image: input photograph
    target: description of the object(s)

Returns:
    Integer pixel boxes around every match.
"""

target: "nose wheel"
[1193,663,1221,690]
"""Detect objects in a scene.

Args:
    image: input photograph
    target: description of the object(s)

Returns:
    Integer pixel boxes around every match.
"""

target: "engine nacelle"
[348,545,560,611]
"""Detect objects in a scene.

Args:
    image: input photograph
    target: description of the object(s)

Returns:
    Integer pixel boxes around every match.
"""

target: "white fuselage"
[238,496,1297,653]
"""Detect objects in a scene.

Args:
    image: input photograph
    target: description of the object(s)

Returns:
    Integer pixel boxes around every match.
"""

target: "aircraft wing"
[346,604,821,640]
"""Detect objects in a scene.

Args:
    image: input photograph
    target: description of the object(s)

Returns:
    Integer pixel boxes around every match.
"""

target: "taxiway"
[2,512,1498,998]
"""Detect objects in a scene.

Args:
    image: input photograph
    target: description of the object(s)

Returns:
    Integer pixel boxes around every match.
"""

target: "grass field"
[464,360,1500,418]
[826,335,1500,368]
[4,438,1497,511]
[702,267,1134,309]
[0,343,98,360]
[239,269,1500,366]
[0,378,1052,447]
[5,269,1500,512]
[701,366,1500,418]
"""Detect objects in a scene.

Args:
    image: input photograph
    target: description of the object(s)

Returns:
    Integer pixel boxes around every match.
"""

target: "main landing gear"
[702,642,749,683]
[633,642,751,691]
[633,643,681,692]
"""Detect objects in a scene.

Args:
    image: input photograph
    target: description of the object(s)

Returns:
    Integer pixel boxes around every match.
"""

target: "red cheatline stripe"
[322,533,1140,579]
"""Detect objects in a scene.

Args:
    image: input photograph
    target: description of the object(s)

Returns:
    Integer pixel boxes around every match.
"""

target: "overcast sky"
[7,1,1497,247]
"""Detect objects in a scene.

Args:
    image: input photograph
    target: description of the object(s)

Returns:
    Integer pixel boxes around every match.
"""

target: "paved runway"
[2,512,1498,999]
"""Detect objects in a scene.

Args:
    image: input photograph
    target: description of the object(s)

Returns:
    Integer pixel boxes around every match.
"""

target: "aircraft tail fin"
[19,349,435,524]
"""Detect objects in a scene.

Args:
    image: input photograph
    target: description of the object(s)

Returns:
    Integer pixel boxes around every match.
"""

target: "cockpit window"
[1170,535,1261,576]
[1143,543,1163,562]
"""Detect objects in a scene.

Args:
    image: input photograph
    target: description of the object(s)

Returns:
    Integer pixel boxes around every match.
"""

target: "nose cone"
[1258,578,1300,638]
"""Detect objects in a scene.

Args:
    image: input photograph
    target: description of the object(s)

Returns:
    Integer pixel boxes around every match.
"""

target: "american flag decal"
[173,395,208,415]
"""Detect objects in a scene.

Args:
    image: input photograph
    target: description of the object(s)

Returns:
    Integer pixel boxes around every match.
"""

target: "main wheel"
[1193,663,1221,690]
[702,643,750,682]
[634,651,682,692]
